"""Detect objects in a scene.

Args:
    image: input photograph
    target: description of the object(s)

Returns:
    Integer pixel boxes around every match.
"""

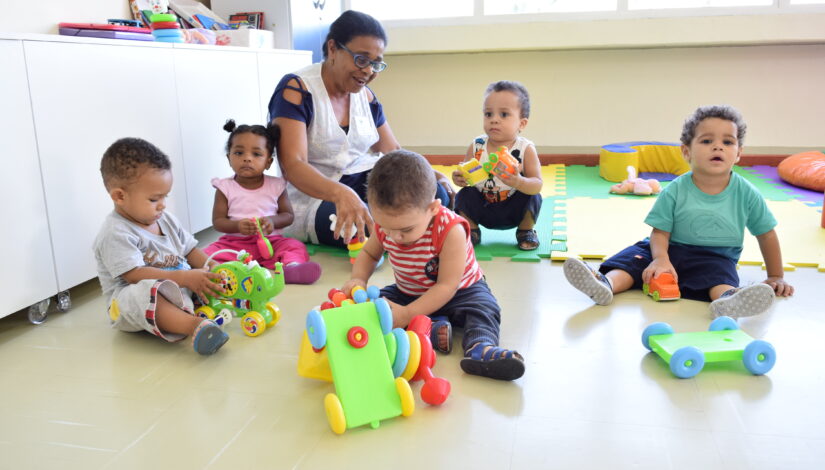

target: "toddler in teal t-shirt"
[564,105,794,318]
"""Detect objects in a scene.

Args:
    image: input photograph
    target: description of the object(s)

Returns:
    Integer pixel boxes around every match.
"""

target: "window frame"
[344,0,825,28]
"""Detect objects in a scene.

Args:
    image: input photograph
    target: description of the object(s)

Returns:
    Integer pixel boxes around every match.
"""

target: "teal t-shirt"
[644,171,776,261]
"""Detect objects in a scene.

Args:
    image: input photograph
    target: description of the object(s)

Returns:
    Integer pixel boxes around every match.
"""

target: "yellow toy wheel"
[395,377,415,417]
[324,393,346,434]
[265,302,281,327]
[241,311,266,337]
[195,305,216,320]
[652,291,661,302]
[642,284,650,296]
[401,330,421,381]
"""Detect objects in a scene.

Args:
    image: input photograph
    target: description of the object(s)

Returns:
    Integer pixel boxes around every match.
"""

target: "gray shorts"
[107,279,195,342]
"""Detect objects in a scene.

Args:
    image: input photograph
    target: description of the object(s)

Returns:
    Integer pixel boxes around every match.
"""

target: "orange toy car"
[643,272,680,301]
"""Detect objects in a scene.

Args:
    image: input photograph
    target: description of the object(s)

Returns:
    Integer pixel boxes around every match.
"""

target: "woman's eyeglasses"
[337,43,387,73]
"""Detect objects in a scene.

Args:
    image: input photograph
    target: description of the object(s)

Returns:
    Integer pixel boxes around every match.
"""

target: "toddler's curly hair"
[680,105,747,146]
[100,137,170,190]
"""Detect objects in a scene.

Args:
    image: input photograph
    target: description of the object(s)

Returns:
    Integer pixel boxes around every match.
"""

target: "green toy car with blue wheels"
[642,316,776,379]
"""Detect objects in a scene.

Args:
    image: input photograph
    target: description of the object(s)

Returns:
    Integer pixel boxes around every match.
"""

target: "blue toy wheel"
[709,316,739,331]
[392,328,410,378]
[306,309,326,349]
[367,285,381,300]
[352,288,368,304]
[742,340,776,375]
[641,322,674,351]
[670,346,705,378]
[374,298,393,335]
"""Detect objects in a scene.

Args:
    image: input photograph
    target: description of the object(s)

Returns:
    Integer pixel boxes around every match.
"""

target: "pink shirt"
[211,175,286,235]
[375,206,483,296]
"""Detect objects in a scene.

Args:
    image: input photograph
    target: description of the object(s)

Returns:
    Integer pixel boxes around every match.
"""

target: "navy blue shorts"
[454,187,542,230]
[314,171,450,248]
[380,279,501,353]
[598,240,739,302]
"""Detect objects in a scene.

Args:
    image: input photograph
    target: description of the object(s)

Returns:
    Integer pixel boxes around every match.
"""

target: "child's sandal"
[470,228,481,246]
[460,343,525,381]
[516,229,539,251]
[429,318,452,354]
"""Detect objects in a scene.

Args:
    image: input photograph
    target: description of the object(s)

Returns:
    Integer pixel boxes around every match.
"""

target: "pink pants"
[204,234,309,269]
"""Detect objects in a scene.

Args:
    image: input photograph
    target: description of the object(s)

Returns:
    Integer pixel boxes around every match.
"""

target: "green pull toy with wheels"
[196,249,285,337]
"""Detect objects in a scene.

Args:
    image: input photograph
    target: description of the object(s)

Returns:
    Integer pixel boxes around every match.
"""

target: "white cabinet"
[24,40,190,291]
[173,47,262,232]
[0,40,59,318]
[0,34,311,321]
[256,49,315,121]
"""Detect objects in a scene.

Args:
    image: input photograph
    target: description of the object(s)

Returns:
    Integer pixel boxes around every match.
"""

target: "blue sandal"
[193,321,229,356]
[430,318,452,354]
[460,343,525,381]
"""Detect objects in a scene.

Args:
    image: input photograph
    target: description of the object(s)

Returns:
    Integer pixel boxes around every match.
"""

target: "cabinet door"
[0,40,59,316]
[173,47,262,233]
[256,50,312,123]
[24,41,188,291]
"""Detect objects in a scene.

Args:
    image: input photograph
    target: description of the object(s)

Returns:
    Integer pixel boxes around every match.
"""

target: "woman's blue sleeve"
[267,74,314,125]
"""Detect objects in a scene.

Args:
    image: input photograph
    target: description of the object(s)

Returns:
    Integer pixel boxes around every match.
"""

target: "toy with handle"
[196,249,284,337]
[406,315,451,405]
[253,217,274,259]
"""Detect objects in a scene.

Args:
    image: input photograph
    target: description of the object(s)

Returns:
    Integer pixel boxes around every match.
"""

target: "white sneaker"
[710,284,775,318]
[563,258,614,305]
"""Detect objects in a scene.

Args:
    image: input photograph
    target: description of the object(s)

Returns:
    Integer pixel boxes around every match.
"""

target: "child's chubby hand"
[384,299,411,329]
[180,268,225,303]
[764,276,794,297]
[238,218,259,236]
[498,170,523,189]
[451,169,468,187]
[258,217,274,235]
[642,258,678,285]
[341,278,367,298]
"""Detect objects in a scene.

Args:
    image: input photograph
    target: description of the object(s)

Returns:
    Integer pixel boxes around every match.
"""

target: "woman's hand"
[332,185,372,242]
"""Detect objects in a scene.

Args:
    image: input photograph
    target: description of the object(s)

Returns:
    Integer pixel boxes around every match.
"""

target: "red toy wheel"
[347,326,368,348]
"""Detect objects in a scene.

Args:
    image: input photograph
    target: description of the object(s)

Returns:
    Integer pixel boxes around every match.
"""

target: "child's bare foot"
[460,342,525,381]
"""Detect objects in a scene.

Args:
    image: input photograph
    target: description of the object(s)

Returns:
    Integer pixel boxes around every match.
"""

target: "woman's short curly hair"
[680,105,747,146]
[100,137,170,190]
[367,150,436,210]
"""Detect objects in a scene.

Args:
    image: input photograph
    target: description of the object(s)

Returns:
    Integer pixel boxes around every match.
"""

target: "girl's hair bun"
[223,119,237,133]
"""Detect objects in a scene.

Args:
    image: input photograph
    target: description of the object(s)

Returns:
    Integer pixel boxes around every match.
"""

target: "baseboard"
[423,154,788,167]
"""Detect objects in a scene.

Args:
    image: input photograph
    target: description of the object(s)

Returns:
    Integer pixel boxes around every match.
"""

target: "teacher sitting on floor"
[268,10,453,247]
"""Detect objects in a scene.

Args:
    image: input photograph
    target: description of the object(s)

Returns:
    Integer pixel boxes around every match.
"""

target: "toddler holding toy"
[452,80,544,250]
[204,120,321,284]
[564,105,794,317]
[343,150,525,381]
[93,138,229,355]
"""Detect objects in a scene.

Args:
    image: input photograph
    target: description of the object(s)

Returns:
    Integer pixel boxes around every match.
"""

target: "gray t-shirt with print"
[93,211,198,300]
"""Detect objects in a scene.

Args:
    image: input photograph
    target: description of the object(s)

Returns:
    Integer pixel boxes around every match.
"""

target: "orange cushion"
[777,151,825,192]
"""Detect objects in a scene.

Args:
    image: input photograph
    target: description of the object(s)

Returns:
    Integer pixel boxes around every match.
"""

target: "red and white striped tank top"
[375,206,483,296]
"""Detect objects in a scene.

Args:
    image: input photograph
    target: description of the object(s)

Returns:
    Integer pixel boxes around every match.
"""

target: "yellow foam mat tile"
[740,200,825,271]
[432,164,566,197]
[550,197,655,261]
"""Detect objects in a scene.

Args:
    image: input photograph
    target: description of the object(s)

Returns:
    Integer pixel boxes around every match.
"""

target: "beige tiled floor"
[1,250,824,470]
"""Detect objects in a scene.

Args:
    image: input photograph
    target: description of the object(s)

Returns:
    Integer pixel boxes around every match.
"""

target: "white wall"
[371,43,825,155]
